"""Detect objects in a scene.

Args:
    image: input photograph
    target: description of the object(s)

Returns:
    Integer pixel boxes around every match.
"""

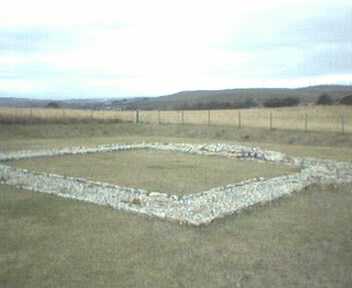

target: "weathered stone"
[1,142,352,225]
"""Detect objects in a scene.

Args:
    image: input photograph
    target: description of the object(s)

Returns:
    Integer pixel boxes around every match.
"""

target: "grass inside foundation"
[8,150,298,196]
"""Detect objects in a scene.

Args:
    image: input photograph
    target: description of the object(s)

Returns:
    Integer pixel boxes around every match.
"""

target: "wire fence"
[0,106,351,133]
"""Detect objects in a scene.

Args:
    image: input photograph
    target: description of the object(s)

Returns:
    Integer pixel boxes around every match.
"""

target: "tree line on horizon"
[46,93,352,110]
[119,93,352,111]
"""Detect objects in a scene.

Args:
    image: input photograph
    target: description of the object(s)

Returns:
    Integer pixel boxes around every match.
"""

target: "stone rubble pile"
[1,142,351,225]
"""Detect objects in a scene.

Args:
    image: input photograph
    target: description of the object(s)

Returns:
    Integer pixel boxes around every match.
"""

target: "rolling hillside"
[112,85,352,110]
[1,85,352,110]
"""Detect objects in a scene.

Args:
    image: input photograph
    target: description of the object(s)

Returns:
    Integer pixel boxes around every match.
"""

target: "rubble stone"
[1,142,351,225]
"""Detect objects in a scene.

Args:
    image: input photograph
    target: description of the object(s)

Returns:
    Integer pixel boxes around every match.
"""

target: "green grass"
[8,150,297,195]
[1,122,352,287]
[1,183,352,287]
[1,123,352,162]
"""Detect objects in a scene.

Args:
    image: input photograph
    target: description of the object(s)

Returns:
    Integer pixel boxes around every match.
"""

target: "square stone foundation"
[0,143,350,225]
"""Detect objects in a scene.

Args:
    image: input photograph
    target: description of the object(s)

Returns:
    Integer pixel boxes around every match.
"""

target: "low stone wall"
[1,143,352,225]
[0,143,288,163]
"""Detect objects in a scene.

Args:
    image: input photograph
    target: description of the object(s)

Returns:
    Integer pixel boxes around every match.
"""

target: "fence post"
[30,108,33,124]
[238,111,242,128]
[269,112,273,130]
[341,114,345,134]
[304,113,308,132]
[135,110,139,124]
[13,110,16,124]
[182,111,184,125]
[158,110,161,124]
[207,110,211,126]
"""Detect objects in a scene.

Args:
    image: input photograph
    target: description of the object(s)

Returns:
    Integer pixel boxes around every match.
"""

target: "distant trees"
[176,99,258,110]
[177,102,229,110]
[239,98,258,109]
[263,97,300,108]
[316,93,334,105]
[46,101,61,109]
[340,95,352,105]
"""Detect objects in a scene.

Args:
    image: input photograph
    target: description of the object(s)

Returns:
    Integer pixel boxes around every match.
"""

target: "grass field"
[1,105,351,133]
[8,150,297,195]
[1,183,352,287]
[1,122,352,287]
[1,122,352,160]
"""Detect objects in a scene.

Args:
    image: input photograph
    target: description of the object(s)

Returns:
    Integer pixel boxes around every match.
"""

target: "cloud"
[0,0,352,98]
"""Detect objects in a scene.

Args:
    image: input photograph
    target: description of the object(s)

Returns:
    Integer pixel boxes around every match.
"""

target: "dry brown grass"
[177,106,352,133]
[0,105,351,133]
[0,107,135,124]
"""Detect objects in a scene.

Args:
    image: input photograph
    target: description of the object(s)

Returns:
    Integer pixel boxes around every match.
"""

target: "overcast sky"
[0,0,351,99]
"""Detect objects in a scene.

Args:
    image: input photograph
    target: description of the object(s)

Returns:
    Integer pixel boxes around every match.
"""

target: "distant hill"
[0,96,118,110]
[112,85,352,110]
[0,97,50,108]
[1,85,352,110]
